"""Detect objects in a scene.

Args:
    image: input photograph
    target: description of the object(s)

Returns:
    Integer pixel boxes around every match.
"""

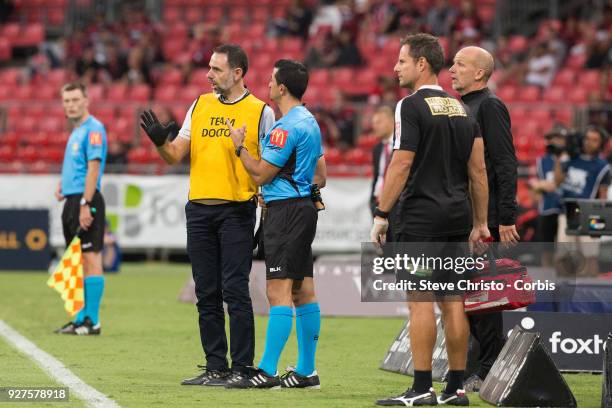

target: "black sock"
[445,370,465,394]
[412,370,432,393]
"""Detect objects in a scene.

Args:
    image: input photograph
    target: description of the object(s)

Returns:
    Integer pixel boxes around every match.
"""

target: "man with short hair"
[371,33,490,406]
[140,44,275,386]
[54,82,108,336]
[449,45,519,392]
[225,59,326,389]
[370,104,397,244]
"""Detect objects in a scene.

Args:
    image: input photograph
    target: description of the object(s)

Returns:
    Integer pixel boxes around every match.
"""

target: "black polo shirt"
[393,85,481,237]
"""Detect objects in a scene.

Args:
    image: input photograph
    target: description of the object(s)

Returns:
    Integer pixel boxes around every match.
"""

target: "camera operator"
[554,125,610,276]
[529,127,567,266]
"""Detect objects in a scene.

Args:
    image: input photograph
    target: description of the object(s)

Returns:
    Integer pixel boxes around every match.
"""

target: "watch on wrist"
[235,145,248,157]
[374,207,389,219]
[80,197,92,207]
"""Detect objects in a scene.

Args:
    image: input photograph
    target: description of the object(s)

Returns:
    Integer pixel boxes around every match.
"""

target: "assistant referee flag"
[47,236,85,316]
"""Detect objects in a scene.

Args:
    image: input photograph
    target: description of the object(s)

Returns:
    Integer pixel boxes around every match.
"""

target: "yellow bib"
[189,93,266,202]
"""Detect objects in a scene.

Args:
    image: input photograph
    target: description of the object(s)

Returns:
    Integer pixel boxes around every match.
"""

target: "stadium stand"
[0,0,610,213]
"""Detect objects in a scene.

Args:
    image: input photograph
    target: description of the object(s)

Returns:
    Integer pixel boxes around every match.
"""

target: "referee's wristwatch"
[235,145,248,157]
[80,197,92,207]
[374,207,389,219]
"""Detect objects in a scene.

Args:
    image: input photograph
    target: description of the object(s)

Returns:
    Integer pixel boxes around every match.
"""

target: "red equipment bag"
[463,257,536,315]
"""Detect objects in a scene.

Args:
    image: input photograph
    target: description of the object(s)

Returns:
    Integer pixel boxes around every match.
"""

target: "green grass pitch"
[0,263,602,407]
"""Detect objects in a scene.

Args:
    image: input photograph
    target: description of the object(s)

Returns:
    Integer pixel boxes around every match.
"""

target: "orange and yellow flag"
[47,236,84,316]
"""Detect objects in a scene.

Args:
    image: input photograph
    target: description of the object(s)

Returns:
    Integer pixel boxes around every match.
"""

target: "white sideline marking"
[0,320,120,408]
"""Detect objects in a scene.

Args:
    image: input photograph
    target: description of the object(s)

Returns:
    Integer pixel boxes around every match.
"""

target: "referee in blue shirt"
[225,59,326,389]
[53,82,107,336]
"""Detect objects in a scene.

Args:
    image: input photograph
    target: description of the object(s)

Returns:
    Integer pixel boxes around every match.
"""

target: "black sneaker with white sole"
[280,367,320,389]
[437,389,469,406]
[224,367,280,389]
[376,387,438,406]
[73,317,101,336]
[181,366,230,386]
[54,321,78,334]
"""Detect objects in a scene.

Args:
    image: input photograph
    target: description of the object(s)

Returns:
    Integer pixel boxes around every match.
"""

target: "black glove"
[311,184,325,211]
[139,109,175,147]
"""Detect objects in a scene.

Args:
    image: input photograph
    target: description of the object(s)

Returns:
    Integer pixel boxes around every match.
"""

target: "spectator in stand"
[426,0,457,37]
[269,0,314,39]
[539,22,568,66]
[304,32,337,69]
[366,0,400,38]
[369,105,395,217]
[524,42,557,88]
[585,28,611,69]
[331,28,363,67]
[451,0,482,54]
[328,89,356,148]
[309,0,343,37]
[191,24,221,68]
[395,0,426,37]
[313,108,341,147]
[123,47,151,85]
[106,139,128,171]
[0,0,14,23]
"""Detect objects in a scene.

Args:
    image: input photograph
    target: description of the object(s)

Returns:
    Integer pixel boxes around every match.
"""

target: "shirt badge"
[269,128,288,148]
[89,132,102,146]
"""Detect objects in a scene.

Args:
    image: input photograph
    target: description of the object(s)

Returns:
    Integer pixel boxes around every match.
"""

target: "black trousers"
[185,200,256,372]
[468,227,506,379]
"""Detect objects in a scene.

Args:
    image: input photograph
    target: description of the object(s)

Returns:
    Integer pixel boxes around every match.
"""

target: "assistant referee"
[140,44,274,386]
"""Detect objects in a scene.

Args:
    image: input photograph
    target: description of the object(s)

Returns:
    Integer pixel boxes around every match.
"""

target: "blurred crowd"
[2,0,611,151]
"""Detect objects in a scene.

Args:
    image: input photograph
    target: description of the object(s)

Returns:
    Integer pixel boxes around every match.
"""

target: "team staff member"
[54,82,108,336]
[225,59,326,389]
[449,46,519,392]
[371,34,490,406]
[370,104,396,243]
[140,44,275,386]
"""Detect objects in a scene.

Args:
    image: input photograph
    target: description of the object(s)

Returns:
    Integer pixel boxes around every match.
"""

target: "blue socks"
[295,303,320,376]
[75,276,105,325]
[258,306,293,376]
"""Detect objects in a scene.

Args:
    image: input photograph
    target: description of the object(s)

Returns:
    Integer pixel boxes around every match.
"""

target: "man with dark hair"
[225,59,326,389]
[371,34,490,406]
[140,44,275,386]
[449,46,519,392]
[54,82,108,336]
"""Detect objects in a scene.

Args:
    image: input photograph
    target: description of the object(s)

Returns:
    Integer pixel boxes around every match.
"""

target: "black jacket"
[461,88,518,227]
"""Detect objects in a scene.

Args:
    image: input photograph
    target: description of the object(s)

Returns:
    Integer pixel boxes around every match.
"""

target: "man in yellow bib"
[140,44,275,386]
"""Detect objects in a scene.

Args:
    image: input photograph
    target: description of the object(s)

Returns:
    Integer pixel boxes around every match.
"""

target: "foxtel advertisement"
[360,242,610,302]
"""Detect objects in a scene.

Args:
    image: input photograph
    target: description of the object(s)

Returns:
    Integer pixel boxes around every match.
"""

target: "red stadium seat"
[158,68,183,86]
[280,38,302,53]
[530,108,551,123]
[167,23,188,40]
[204,7,223,21]
[127,147,149,164]
[37,84,57,100]
[14,84,34,100]
[508,36,528,53]
[40,117,63,133]
[228,6,248,22]
[0,38,10,61]
[13,116,37,132]
[246,23,266,39]
[251,7,269,23]
[552,107,572,125]
[567,87,587,105]
[566,54,586,70]
[309,69,330,87]
[184,7,203,24]
[107,83,128,101]
[46,69,68,85]
[324,147,342,165]
[496,86,517,103]
[552,69,575,87]
[509,106,527,124]
[357,135,379,149]
[15,23,44,47]
[162,7,181,23]
[47,8,66,25]
[346,147,371,165]
[154,85,178,102]
[543,86,564,103]
[332,68,354,86]
[581,70,601,91]
[0,146,15,162]
[2,23,20,44]
[190,69,209,86]
[87,84,105,101]
[517,86,540,103]
[178,85,202,103]
[17,146,39,163]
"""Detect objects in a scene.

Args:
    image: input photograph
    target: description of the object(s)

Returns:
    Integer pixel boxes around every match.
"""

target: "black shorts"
[264,197,317,280]
[537,213,559,242]
[394,233,470,298]
[61,191,105,252]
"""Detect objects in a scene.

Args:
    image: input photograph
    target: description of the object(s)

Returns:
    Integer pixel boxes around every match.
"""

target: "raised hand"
[140,109,174,147]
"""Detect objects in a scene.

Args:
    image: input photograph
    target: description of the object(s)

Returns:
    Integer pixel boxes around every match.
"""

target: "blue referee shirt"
[261,105,323,203]
[60,115,107,196]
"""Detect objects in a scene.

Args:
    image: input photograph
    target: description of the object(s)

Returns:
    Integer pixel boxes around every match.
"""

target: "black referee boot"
[181,366,230,386]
